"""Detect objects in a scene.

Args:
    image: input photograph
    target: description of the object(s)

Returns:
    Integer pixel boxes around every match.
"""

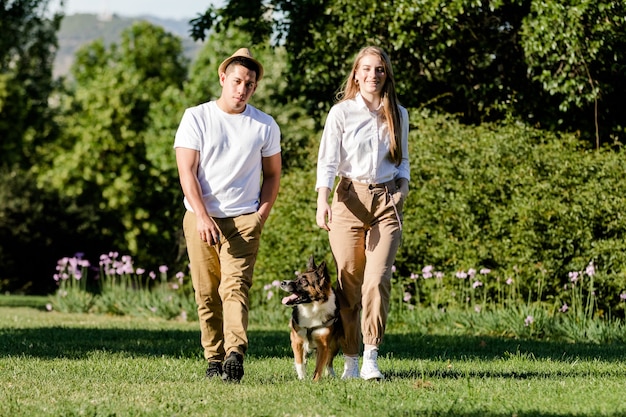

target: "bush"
[0,167,116,294]
[255,112,626,316]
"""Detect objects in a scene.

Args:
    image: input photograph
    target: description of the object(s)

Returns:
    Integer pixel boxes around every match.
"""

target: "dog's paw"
[295,363,306,380]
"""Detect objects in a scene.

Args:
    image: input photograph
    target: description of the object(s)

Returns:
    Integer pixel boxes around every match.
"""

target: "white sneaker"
[360,349,384,380]
[341,355,360,379]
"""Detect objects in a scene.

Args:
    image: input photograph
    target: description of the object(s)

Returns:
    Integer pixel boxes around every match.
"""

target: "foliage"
[49,252,196,320]
[255,112,626,317]
[191,0,626,146]
[0,0,62,169]
[42,248,626,342]
[521,0,626,146]
[0,167,115,294]
[399,111,626,314]
[253,167,331,286]
[36,21,189,270]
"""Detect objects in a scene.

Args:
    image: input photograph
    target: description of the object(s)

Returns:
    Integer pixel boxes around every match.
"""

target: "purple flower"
[524,315,534,326]
[560,303,569,313]
[403,292,412,302]
[149,271,156,280]
[272,280,281,287]
[569,271,579,283]
[480,268,491,275]
[410,272,419,280]
[118,263,134,275]
[620,292,626,301]
[159,265,168,274]
[456,271,468,279]
[506,278,513,285]
[136,268,145,275]
[585,261,595,277]
[472,280,483,289]
[422,265,433,278]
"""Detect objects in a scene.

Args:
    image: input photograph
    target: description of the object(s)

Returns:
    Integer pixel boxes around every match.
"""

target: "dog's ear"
[317,261,327,277]
[307,255,316,271]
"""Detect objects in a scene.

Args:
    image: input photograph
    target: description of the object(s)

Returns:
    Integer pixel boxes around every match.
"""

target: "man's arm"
[257,153,282,225]
[175,147,220,244]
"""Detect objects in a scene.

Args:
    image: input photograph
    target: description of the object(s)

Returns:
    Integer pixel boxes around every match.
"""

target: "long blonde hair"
[336,46,403,165]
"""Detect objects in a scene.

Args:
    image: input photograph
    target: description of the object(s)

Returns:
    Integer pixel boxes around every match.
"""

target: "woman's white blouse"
[316,94,410,191]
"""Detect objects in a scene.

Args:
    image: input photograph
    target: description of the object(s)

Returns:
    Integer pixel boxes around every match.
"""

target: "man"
[174,48,281,383]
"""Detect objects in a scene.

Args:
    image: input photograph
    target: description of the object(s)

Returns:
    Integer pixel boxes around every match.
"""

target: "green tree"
[38,21,189,268]
[0,0,62,168]
[521,0,626,147]
[192,0,538,121]
[191,0,626,145]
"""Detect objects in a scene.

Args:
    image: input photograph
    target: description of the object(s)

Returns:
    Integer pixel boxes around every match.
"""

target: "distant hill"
[54,13,203,78]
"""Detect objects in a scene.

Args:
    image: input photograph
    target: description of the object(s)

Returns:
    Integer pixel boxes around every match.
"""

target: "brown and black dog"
[280,255,342,380]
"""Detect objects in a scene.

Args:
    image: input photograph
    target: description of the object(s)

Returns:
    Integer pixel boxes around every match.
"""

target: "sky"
[51,0,219,20]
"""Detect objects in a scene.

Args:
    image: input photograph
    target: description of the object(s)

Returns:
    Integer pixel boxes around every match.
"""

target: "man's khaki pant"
[183,211,262,362]
[328,178,403,356]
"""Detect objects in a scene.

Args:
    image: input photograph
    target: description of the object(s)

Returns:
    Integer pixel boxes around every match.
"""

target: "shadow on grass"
[384,332,626,362]
[2,324,626,368]
[0,326,291,360]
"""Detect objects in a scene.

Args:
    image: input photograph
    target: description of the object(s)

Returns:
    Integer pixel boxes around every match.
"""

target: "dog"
[280,255,342,381]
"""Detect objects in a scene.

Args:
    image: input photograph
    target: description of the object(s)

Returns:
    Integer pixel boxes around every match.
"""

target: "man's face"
[218,64,258,114]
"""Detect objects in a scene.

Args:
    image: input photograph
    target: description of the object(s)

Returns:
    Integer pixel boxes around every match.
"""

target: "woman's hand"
[316,187,332,231]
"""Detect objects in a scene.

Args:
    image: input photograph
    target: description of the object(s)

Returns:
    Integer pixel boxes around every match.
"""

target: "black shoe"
[222,352,244,383]
[206,361,223,378]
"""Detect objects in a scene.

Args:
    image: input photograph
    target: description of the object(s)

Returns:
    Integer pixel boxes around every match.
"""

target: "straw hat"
[218,48,264,81]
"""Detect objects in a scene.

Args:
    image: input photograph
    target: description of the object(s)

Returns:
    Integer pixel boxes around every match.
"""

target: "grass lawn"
[2,295,626,416]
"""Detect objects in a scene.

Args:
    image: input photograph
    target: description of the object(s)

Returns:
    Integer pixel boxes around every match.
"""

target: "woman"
[316,46,410,380]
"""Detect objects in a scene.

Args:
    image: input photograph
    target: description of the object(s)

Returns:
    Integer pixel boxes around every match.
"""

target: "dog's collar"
[304,316,338,339]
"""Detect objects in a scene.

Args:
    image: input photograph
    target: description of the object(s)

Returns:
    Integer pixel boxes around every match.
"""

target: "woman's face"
[354,53,387,97]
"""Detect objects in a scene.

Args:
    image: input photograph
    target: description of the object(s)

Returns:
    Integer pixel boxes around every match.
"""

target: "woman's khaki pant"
[183,210,262,362]
[329,178,403,355]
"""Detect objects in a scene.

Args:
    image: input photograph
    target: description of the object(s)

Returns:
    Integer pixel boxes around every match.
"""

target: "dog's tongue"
[282,294,299,305]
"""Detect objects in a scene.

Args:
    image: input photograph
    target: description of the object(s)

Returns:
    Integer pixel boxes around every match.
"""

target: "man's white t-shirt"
[174,101,281,218]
